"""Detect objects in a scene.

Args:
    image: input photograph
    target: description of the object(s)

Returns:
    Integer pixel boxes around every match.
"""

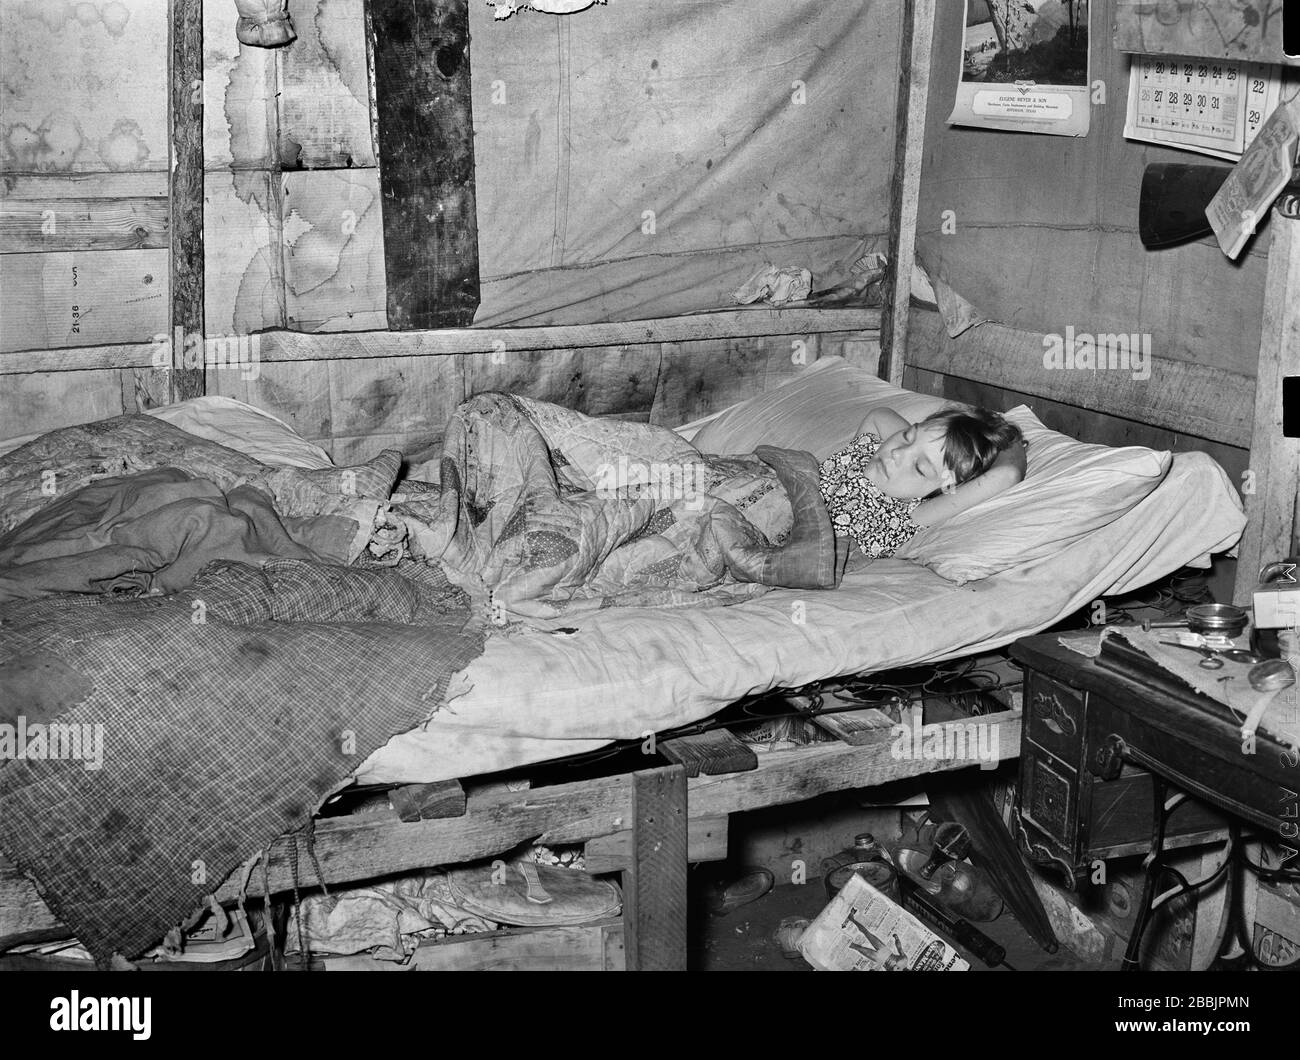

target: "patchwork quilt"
[395,393,841,617]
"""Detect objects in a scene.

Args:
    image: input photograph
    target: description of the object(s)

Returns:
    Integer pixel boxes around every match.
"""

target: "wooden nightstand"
[1012,631,1300,968]
[1010,632,1281,890]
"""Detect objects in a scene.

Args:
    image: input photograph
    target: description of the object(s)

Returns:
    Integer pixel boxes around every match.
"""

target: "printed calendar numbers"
[1125,53,1282,161]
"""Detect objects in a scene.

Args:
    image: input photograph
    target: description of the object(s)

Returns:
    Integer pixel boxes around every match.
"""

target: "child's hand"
[912,439,1025,527]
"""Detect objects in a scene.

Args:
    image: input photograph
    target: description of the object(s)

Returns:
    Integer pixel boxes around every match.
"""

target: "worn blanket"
[0,468,365,603]
[395,393,841,618]
[0,558,485,963]
[0,412,401,548]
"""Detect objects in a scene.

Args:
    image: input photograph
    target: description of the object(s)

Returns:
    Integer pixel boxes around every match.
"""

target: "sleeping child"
[819,405,1026,560]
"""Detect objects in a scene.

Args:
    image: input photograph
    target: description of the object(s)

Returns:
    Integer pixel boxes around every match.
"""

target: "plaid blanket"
[0,558,483,963]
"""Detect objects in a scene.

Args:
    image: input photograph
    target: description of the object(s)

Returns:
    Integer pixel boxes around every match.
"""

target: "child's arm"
[856,406,910,442]
[911,438,1027,527]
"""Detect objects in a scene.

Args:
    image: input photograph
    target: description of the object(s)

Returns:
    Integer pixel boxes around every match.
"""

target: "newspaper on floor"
[798,872,970,972]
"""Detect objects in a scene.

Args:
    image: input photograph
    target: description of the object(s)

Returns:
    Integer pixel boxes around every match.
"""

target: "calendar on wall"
[1124,54,1283,160]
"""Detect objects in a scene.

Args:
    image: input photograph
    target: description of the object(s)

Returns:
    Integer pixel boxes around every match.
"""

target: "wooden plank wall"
[914,0,1271,377]
[367,0,480,329]
[0,2,170,432]
[217,329,880,468]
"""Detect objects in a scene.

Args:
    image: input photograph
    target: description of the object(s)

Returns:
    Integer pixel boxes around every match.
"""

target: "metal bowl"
[1186,603,1248,639]
[1249,659,1296,693]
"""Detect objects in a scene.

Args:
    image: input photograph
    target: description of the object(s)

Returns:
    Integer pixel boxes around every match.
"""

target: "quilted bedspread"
[395,393,841,618]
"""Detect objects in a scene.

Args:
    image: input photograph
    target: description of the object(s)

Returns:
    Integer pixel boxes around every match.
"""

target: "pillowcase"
[148,397,334,469]
[688,357,962,460]
[895,406,1172,584]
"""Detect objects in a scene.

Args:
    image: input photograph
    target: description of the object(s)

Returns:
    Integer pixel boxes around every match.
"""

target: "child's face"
[867,422,955,500]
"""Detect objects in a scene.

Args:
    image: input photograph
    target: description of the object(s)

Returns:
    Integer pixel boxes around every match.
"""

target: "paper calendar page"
[949,0,1092,138]
[1125,54,1282,160]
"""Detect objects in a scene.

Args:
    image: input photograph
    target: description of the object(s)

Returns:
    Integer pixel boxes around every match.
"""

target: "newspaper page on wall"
[949,0,1092,137]
[798,873,971,972]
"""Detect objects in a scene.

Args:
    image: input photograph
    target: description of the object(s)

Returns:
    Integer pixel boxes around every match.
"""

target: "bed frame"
[0,699,1021,969]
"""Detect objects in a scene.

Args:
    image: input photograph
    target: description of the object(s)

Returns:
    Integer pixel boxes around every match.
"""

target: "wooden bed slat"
[687,709,1020,818]
[809,706,897,746]
[584,815,729,874]
[659,730,758,777]
[321,919,625,971]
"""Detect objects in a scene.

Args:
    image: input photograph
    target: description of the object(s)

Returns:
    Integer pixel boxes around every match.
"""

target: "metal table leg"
[1122,773,1171,971]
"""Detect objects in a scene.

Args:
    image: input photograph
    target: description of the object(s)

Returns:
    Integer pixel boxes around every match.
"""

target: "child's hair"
[921,407,1023,486]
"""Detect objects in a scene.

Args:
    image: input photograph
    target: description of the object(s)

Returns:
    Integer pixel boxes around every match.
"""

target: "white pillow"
[147,397,334,469]
[0,396,333,470]
[684,359,1173,585]
[896,406,1172,584]
[688,357,961,459]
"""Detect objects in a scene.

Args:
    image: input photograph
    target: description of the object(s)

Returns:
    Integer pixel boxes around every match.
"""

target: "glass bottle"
[821,832,898,900]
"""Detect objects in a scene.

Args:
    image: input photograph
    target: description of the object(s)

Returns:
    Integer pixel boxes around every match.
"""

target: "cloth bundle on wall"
[732,263,813,307]
[234,0,296,48]
[487,0,606,19]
